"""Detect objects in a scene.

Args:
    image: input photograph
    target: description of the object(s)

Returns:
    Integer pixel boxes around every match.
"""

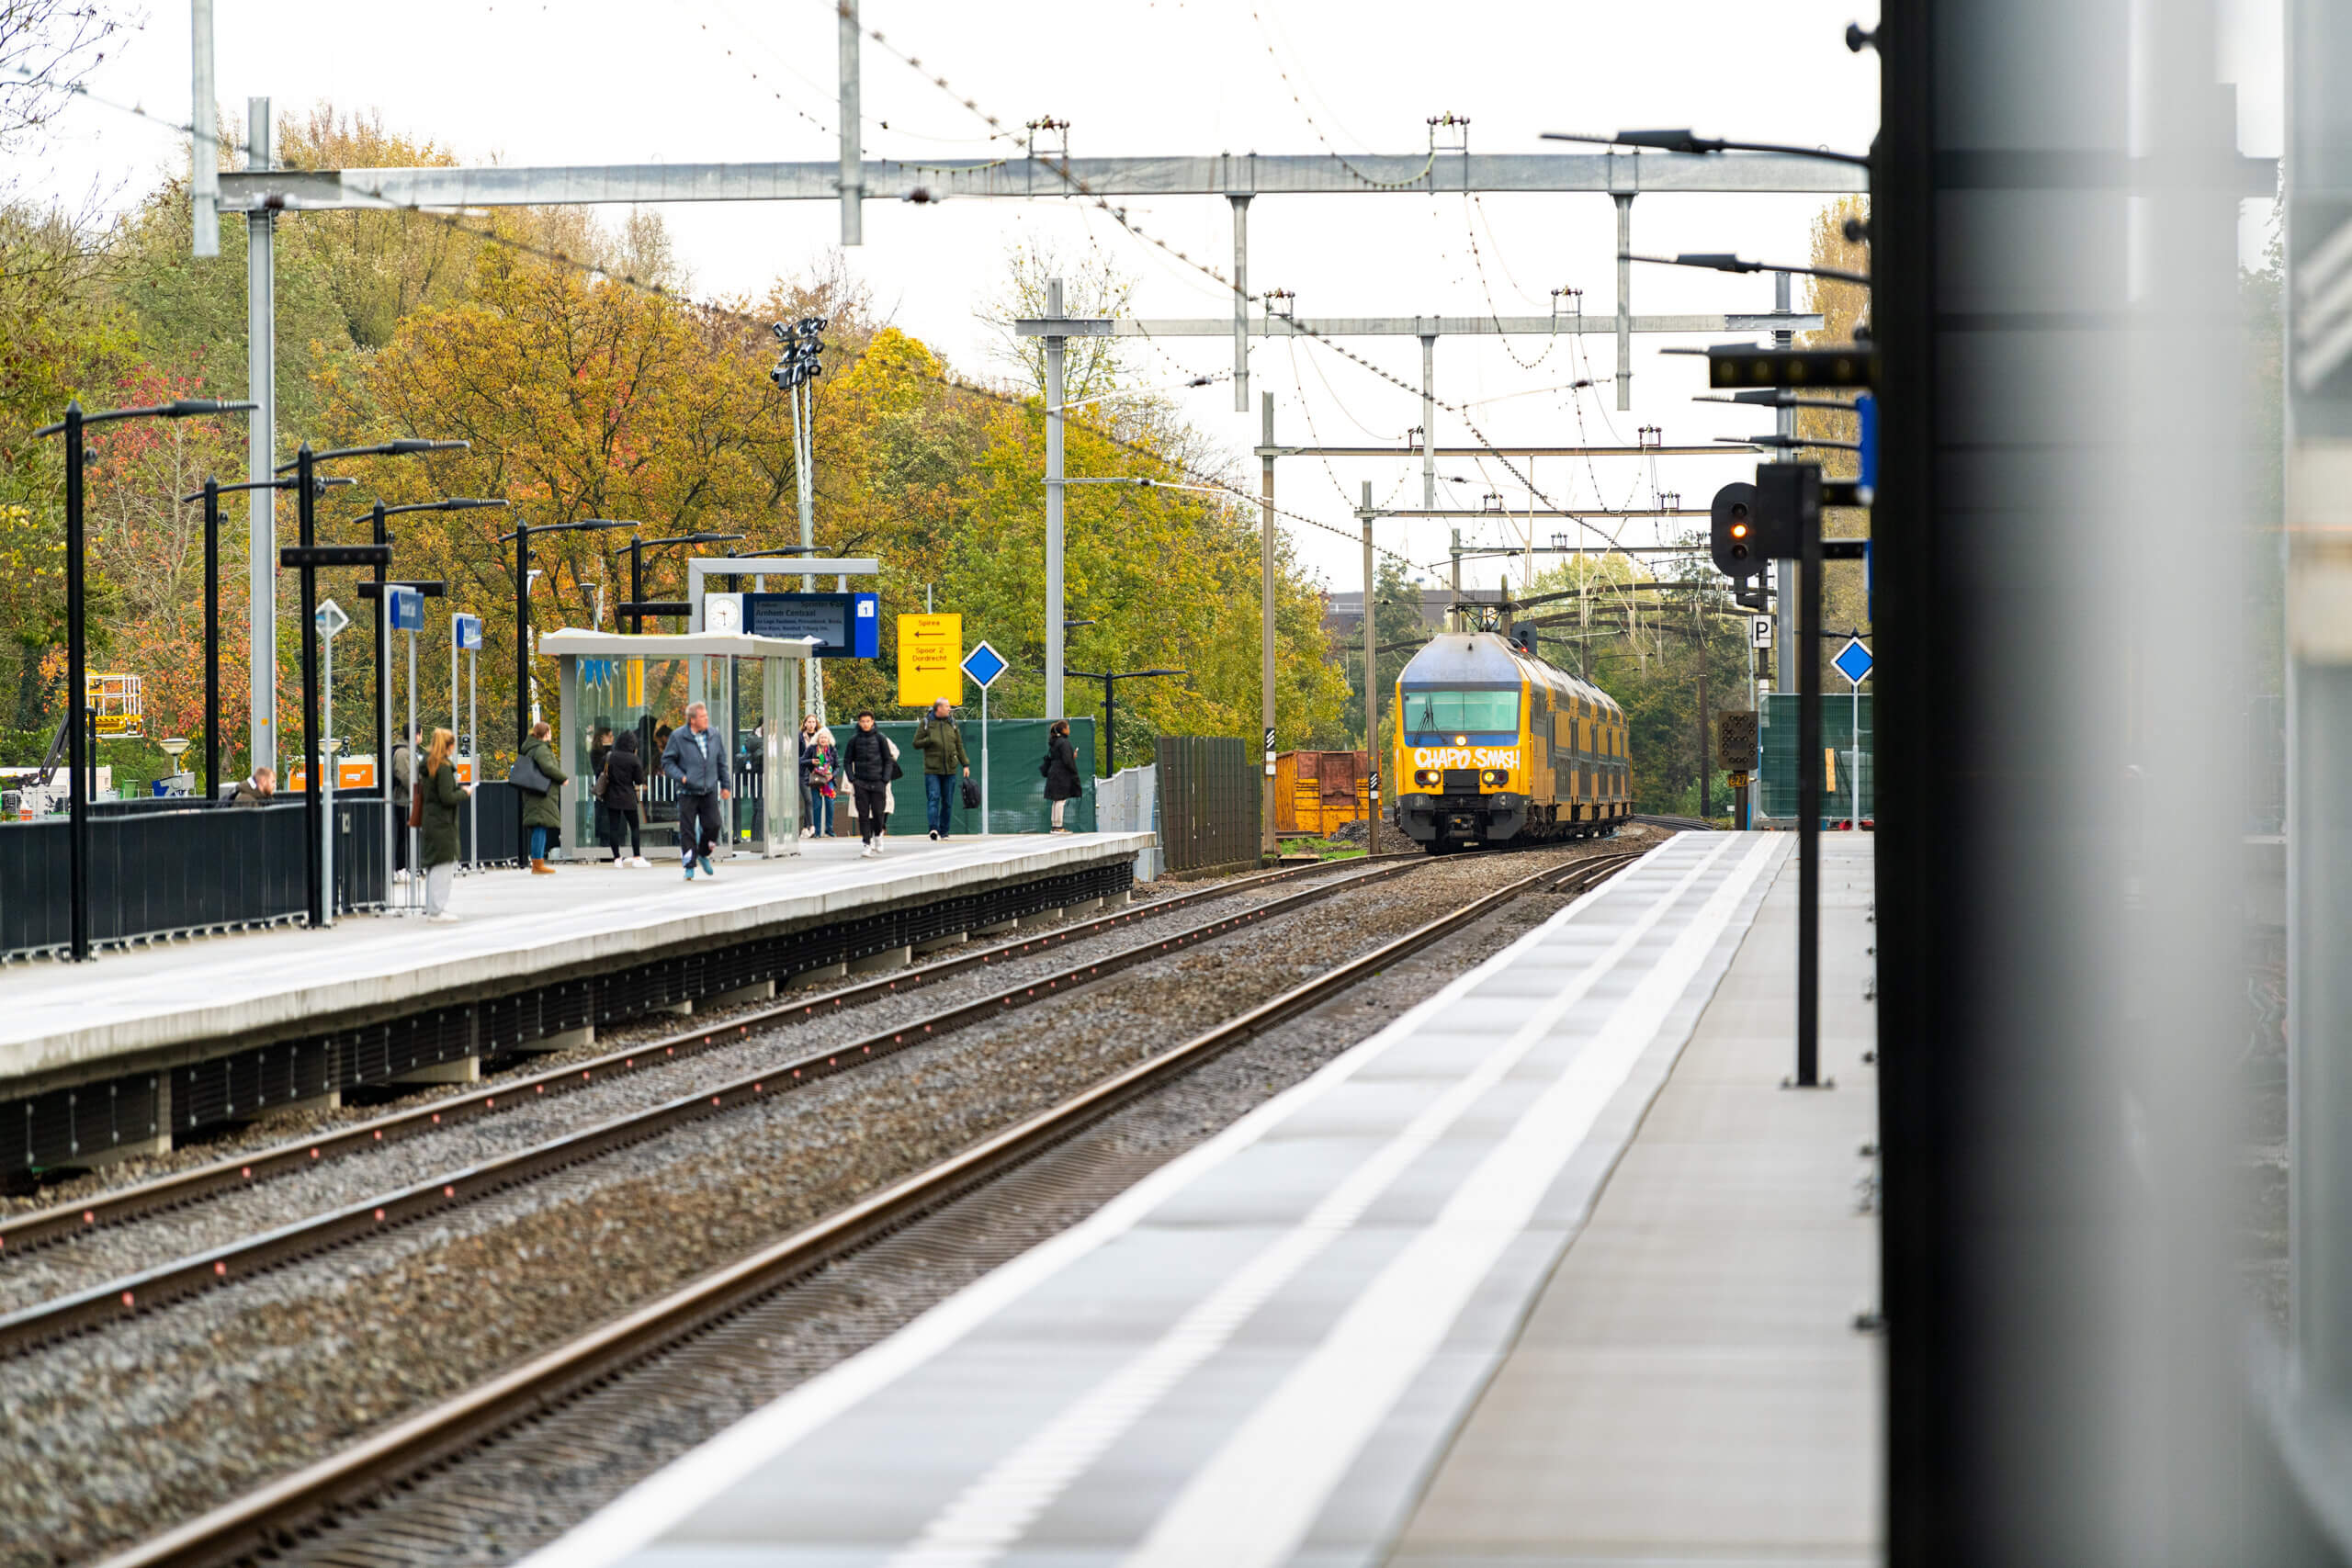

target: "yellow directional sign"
[898,614,962,708]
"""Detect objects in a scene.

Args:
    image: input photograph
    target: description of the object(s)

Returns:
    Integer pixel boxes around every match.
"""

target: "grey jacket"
[660,724,732,796]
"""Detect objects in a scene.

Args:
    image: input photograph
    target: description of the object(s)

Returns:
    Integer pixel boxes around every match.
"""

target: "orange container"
[1273,750,1371,836]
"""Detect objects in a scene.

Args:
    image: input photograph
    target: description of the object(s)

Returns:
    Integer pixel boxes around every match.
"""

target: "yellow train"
[1392,629,1630,852]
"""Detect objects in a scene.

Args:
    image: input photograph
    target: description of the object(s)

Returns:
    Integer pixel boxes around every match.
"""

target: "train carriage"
[1392,629,1629,852]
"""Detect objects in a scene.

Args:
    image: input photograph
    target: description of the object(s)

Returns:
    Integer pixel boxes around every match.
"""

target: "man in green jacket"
[912,699,970,840]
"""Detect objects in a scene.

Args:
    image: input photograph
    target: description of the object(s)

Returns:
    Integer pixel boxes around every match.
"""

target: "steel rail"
[0,852,1418,1257]
[90,848,1642,1568]
[0,853,1450,1354]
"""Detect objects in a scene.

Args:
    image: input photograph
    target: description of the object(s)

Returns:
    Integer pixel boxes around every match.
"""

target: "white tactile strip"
[526,831,1788,1568]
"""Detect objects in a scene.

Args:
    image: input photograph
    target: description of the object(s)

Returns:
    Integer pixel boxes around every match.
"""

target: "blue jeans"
[924,773,956,836]
[804,786,833,836]
[527,825,551,861]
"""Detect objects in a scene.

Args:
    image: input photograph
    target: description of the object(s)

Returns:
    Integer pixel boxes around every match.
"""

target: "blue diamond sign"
[1832,636,1873,686]
[960,639,1008,689]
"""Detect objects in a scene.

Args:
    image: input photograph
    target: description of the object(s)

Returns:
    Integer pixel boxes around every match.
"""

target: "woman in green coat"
[418,728,471,922]
[519,718,569,874]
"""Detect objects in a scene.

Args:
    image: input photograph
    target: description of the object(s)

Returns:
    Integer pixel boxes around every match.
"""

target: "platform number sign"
[960,640,1008,689]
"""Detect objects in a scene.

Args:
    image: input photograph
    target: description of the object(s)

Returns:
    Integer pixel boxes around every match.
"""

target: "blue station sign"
[740,592,880,659]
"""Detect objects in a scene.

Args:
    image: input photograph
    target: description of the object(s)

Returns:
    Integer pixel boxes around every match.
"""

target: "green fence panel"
[867,717,1096,837]
[1758,693,1873,821]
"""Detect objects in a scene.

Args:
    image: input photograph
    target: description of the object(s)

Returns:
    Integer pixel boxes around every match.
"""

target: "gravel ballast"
[0,833,1657,1568]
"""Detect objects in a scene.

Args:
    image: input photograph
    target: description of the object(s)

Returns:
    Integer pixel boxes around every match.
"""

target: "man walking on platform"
[661,701,733,880]
[912,698,971,840]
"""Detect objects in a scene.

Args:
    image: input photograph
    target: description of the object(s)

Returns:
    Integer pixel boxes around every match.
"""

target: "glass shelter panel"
[570,655,694,850]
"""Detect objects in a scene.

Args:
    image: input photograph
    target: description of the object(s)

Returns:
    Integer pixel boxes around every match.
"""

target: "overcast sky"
[27,0,2283,591]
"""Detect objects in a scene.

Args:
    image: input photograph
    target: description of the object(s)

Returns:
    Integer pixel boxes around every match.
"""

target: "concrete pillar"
[849,944,911,974]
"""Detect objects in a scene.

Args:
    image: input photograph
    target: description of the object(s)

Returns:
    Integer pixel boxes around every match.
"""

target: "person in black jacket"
[1043,718,1082,832]
[842,710,898,858]
[599,731,647,865]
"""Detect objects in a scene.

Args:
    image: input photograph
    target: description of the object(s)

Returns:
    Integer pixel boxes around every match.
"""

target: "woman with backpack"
[514,719,569,874]
[1042,718,1082,833]
[797,715,839,840]
[598,730,648,865]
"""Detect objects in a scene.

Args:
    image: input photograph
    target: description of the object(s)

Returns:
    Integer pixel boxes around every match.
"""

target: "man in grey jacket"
[660,702,733,880]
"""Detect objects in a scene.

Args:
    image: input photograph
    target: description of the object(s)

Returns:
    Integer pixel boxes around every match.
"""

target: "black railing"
[0,795,390,958]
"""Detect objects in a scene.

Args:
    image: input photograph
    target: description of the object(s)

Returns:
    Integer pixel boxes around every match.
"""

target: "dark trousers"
[678,790,724,863]
[853,781,889,842]
[604,805,640,860]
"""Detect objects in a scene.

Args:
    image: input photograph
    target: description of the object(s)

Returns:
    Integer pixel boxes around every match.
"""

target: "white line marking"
[521,836,1730,1568]
[1121,833,1777,1568]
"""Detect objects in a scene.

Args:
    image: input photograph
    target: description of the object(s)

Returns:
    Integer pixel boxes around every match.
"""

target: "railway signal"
[1711,480,1762,577]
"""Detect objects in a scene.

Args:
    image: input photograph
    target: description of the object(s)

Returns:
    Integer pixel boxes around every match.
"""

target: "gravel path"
[0,860,1380,1314]
[0,833,1654,1568]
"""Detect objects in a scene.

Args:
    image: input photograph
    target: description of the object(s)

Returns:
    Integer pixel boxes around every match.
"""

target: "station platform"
[527,830,1883,1568]
[0,833,1150,1174]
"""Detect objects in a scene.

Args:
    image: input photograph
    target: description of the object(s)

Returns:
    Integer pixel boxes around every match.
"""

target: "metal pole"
[467,647,478,872]
[1794,464,1821,1086]
[297,444,322,929]
[980,682,989,835]
[203,477,220,800]
[1613,192,1634,412]
[1774,273,1799,695]
[321,628,334,924]
[1230,195,1251,413]
[64,403,89,961]
[1420,333,1437,512]
[628,535,643,633]
[407,625,419,907]
[1363,481,1380,855]
[189,0,217,256]
[1852,672,1861,827]
[837,0,861,246]
[374,501,392,889]
[246,96,277,773]
[514,525,531,750]
[1045,276,1066,721]
[1102,677,1114,784]
[1261,391,1277,859]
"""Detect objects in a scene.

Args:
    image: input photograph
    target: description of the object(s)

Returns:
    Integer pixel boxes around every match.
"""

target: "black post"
[629,534,644,634]
[63,401,88,961]
[1792,463,1824,1085]
[202,476,220,802]
[514,523,532,750]
[370,500,390,821]
[1102,676,1115,778]
[1698,668,1712,820]
[297,443,323,929]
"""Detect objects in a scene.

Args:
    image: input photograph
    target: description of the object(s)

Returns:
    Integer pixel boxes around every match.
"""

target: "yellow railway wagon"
[1274,750,1371,836]
[1391,629,1629,853]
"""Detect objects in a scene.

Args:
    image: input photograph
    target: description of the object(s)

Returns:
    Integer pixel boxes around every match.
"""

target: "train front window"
[1403,689,1520,733]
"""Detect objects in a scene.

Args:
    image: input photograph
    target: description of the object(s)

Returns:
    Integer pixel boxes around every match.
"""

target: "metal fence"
[0,794,390,959]
[1154,736,1256,874]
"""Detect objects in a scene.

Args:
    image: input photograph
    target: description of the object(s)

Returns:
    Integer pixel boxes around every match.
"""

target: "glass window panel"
[1399,689,1521,732]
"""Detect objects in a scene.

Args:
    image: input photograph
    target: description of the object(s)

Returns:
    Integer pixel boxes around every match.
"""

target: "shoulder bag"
[511,750,552,794]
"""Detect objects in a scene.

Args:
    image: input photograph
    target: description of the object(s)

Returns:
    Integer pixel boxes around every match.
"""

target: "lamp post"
[39,397,256,962]
[1063,667,1185,778]
[624,530,741,630]
[177,469,350,802]
[349,497,506,885]
[275,438,469,929]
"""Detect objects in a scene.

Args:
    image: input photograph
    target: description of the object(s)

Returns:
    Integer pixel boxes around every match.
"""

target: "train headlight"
[1414,768,1441,788]
[1482,768,1509,786]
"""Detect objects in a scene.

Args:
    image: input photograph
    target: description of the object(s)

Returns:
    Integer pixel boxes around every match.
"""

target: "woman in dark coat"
[518,719,569,874]
[599,731,647,865]
[1043,718,1082,832]
[419,728,469,922]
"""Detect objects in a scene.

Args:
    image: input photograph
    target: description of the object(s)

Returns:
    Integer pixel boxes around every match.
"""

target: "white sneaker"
[873,836,887,854]
[928,829,939,841]
[425,911,460,924]
[798,826,813,840]
[392,869,411,884]
[628,856,650,868]
[858,843,876,858]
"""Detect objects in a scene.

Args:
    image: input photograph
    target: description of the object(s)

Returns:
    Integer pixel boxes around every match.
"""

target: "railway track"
[91,846,1642,1568]
[0,851,1448,1354]
[0,850,1419,1260]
